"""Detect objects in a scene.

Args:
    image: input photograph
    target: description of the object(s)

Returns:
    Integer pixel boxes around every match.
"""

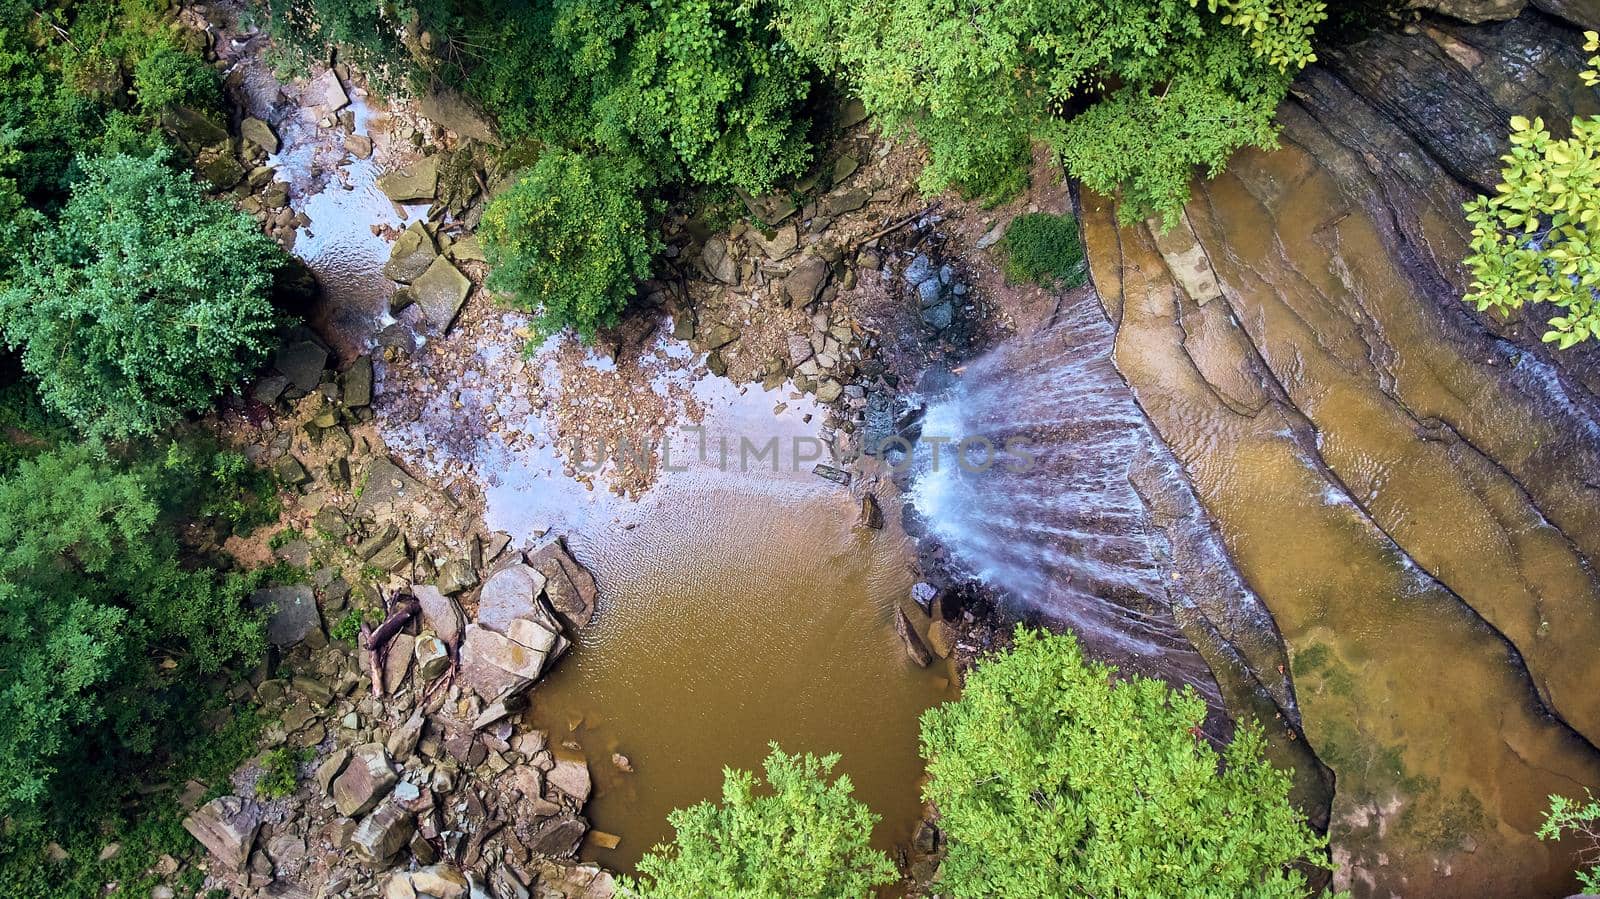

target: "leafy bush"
[0,444,267,820]
[132,41,223,113]
[919,626,1331,898]
[1463,32,1600,348]
[256,747,311,800]
[480,149,658,340]
[1538,789,1600,891]
[775,0,1325,222]
[0,153,288,440]
[622,745,896,898]
[1000,212,1087,289]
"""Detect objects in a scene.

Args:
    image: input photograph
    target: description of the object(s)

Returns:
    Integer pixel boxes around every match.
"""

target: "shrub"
[775,0,1325,222]
[480,149,658,341]
[1000,212,1087,289]
[0,153,288,440]
[1462,32,1600,348]
[132,41,223,113]
[919,626,1332,898]
[0,444,267,819]
[1538,790,1600,891]
[622,745,896,898]
[256,747,310,800]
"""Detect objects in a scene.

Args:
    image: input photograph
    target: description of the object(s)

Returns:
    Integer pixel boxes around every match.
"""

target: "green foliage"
[0,444,267,821]
[1538,789,1600,891]
[329,610,366,643]
[622,745,896,899]
[919,626,1332,898]
[161,440,281,536]
[775,0,1323,221]
[1000,212,1087,289]
[0,153,288,440]
[132,41,223,114]
[481,149,659,341]
[1463,32,1600,348]
[256,746,311,800]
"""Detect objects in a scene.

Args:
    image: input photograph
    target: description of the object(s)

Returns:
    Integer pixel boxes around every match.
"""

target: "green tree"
[480,148,658,341]
[920,626,1332,898]
[1462,32,1600,348]
[0,153,287,440]
[1000,212,1087,289]
[775,0,1324,221]
[0,444,266,818]
[1538,789,1600,891]
[622,745,896,899]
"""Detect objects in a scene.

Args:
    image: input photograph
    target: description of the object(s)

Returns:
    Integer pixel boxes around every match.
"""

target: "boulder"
[182,796,262,872]
[346,134,374,158]
[459,624,544,702]
[418,89,501,145]
[411,256,471,332]
[305,68,349,113]
[475,564,548,632]
[527,816,588,858]
[927,618,956,659]
[332,744,397,817]
[342,355,374,408]
[702,323,739,351]
[355,457,427,518]
[1414,0,1527,21]
[747,223,799,260]
[196,144,244,189]
[351,800,414,865]
[894,607,932,667]
[508,618,561,657]
[160,105,228,152]
[378,155,440,203]
[414,633,451,681]
[859,494,885,530]
[274,340,328,392]
[384,222,438,283]
[921,301,955,331]
[315,748,351,795]
[383,632,416,694]
[241,117,279,154]
[831,154,859,185]
[821,188,869,217]
[410,864,471,899]
[447,234,486,263]
[782,255,830,307]
[249,585,321,648]
[786,334,814,367]
[547,755,592,805]
[838,97,869,128]
[527,541,600,631]
[437,559,479,595]
[415,585,466,647]
[700,236,739,285]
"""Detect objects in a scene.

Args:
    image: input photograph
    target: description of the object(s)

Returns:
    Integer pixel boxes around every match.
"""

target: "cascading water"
[908,291,1293,710]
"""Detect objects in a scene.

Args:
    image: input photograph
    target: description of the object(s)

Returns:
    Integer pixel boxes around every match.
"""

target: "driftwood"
[363,596,420,650]
[855,203,941,249]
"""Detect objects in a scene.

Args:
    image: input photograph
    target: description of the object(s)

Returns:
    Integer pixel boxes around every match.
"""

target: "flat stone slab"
[378,155,440,203]
[305,69,349,114]
[241,116,279,154]
[274,340,327,392]
[475,563,548,634]
[414,584,465,647]
[527,541,599,630]
[383,222,438,283]
[249,585,321,648]
[412,256,470,332]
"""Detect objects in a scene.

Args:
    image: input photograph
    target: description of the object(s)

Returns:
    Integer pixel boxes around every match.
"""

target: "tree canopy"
[920,626,1332,898]
[622,745,896,899]
[0,153,287,440]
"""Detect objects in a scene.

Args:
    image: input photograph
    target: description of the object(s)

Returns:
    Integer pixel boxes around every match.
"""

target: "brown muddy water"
[379,328,955,872]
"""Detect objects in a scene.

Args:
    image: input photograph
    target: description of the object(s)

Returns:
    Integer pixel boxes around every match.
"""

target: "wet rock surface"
[1078,8,1600,895]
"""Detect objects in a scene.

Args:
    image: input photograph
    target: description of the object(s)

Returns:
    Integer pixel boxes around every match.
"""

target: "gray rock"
[383,632,415,694]
[921,301,955,331]
[274,340,328,392]
[547,755,592,805]
[315,748,351,795]
[355,457,427,518]
[241,117,279,154]
[527,541,600,631]
[527,816,588,858]
[182,796,262,872]
[740,191,797,226]
[917,278,946,309]
[895,607,932,667]
[459,624,545,702]
[703,323,739,350]
[472,696,527,731]
[160,105,228,151]
[838,97,869,128]
[975,221,1007,250]
[378,155,440,203]
[351,800,413,865]
[747,224,799,261]
[700,236,739,285]
[415,585,466,647]
[386,712,426,759]
[251,374,290,406]
[411,256,471,332]
[437,559,479,596]
[305,68,349,113]
[346,134,374,159]
[272,455,309,486]
[860,493,885,529]
[831,154,859,185]
[332,744,397,817]
[904,254,934,285]
[816,380,843,403]
[383,222,438,283]
[249,585,321,648]
[813,464,852,486]
[786,334,815,367]
[418,89,501,145]
[821,188,869,217]
[410,864,471,899]
[415,633,451,681]
[475,564,547,632]
[448,234,486,262]
[342,355,374,408]
[783,255,830,307]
